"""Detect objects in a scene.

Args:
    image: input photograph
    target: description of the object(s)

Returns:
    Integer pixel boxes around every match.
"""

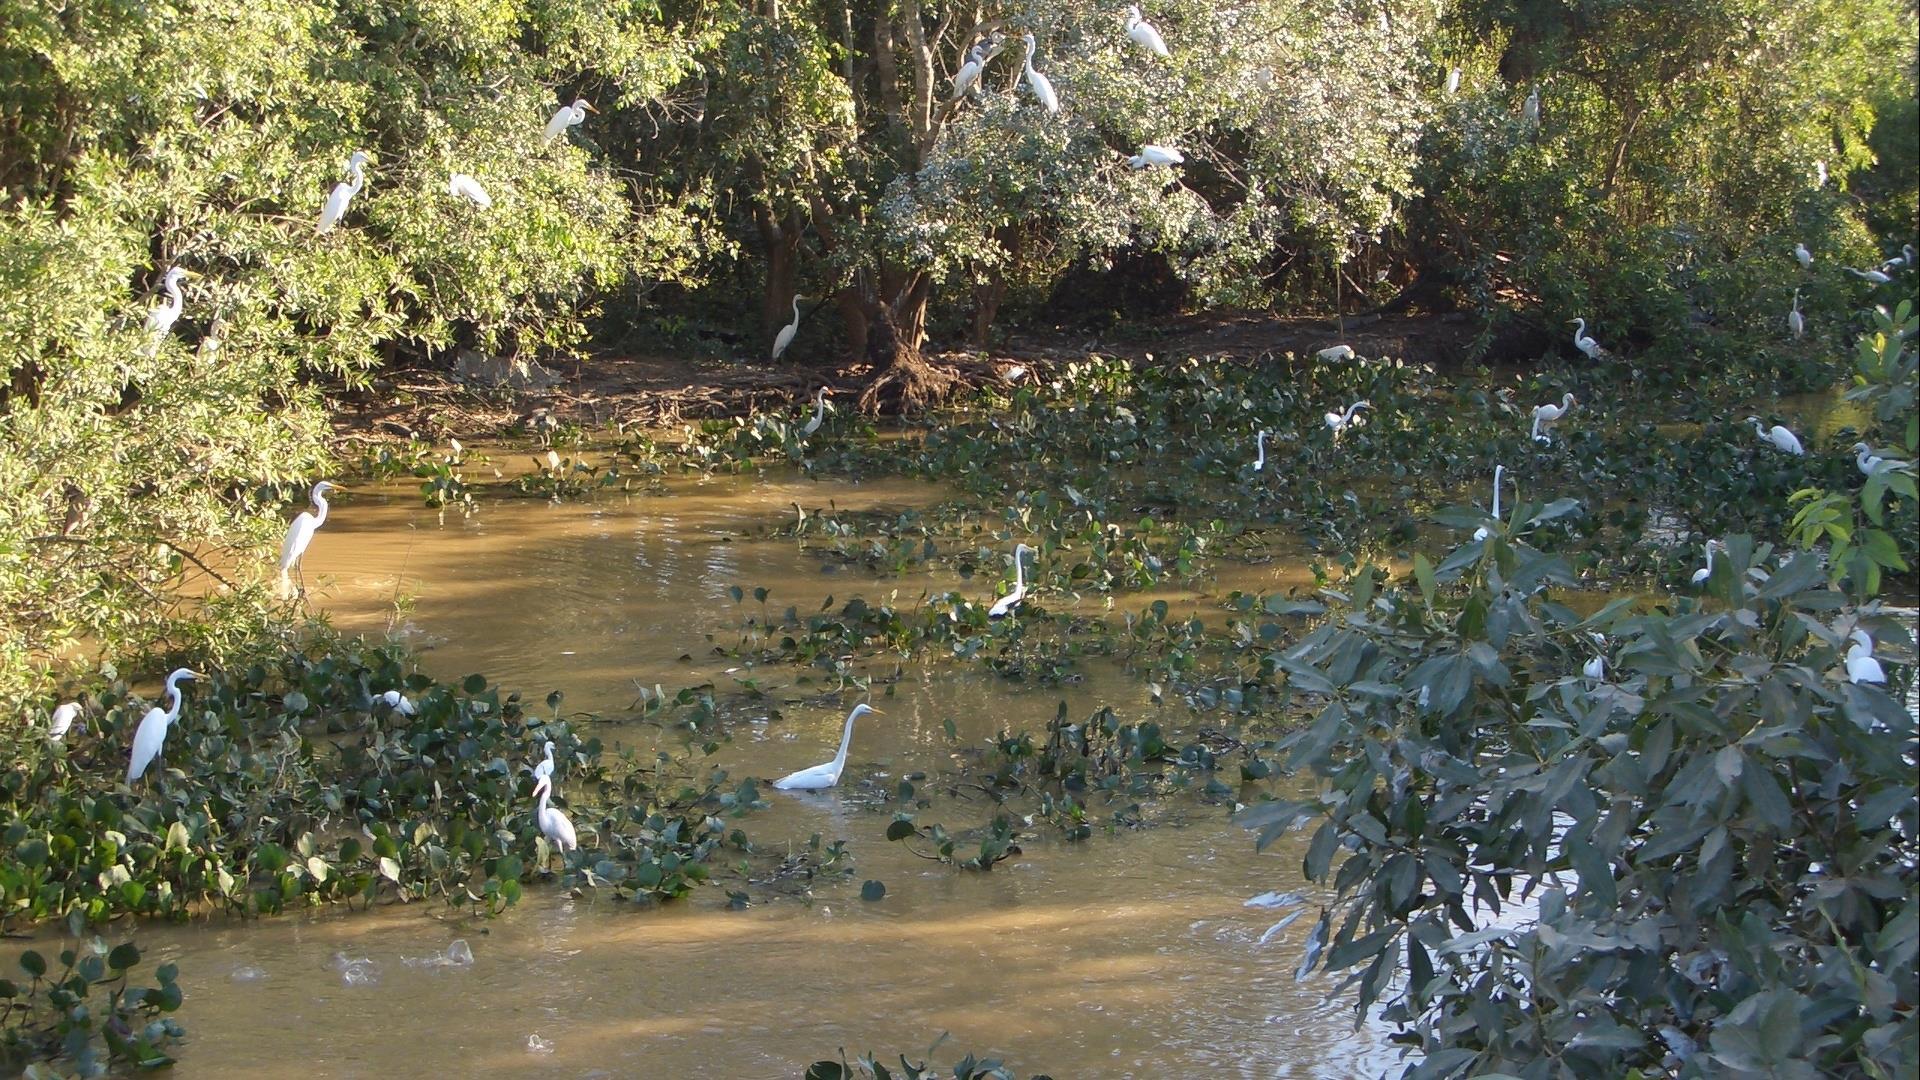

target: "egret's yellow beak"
[582,101,601,113]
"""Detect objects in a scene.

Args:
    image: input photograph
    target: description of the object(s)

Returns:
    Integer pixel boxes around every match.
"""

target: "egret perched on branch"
[543,98,597,143]
[951,41,989,100]
[447,173,492,209]
[1522,87,1539,128]
[1128,145,1184,169]
[145,268,190,349]
[771,295,804,360]
[1691,540,1723,585]
[1530,393,1575,443]
[988,543,1034,619]
[1252,429,1270,472]
[1793,243,1812,270]
[1325,399,1370,439]
[800,387,829,437]
[127,669,201,783]
[531,776,577,859]
[1473,465,1509,541]
[1125,6,1170,58]
[377,690,416,717]
[317,152,369,234]
[1568,318,1605,360]
[1788,290,1803,338]
[1316,344,1355,363]
[772,704,882,791]
[1746,416,1804,455]
[1845,630,1885,685]
[277,481,337,598]
[50,701,82,740]
[532,739,555,783]
[1021,34,1060,114]
[1445,67,1461,95]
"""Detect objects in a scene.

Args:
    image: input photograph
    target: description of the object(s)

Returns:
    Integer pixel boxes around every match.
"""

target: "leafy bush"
[0,931,184,1077]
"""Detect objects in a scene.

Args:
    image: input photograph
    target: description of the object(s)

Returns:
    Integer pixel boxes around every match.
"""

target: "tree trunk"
[856,277,957,414]
[970,277,1005,347]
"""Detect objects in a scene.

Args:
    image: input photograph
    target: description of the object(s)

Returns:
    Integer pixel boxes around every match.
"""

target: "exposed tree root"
[854,303,960,415]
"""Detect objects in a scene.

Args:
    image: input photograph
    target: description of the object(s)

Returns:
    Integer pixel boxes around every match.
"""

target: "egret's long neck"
[163,678,185,725]
[1024,43,1036,73]
[1491,466,1504,517]
[311,490,330,527]
[1572,319,1583,340]
[536,780,552,814]
[163,278,183,312]
[348,163,365,194]
[1255,431,1266,464]
[1014,549,1026,591]
[813,389,826,421]
[791,295,802,322]
[831,710,860,769]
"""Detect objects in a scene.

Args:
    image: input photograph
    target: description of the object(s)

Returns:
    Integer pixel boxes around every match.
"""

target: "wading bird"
[50,701,81,740]
[1125,6,1170,57]
[1445,67,1461,95]
[1252,429,1269,472]
[543,98,596,143]
[988,543,1034,619]
[1793,243,1812,270]
[277,481,337,598]
[317,152,369,234]
[1128,144,1184,168]
[1881,244,1915,272]
[1325,399,1370,438]
[145,268,190,348]
[1691,539,1723,585]
[1852,443,1911,477]
[532,776,577,858]
[1582,654,1607,680]
[1530,393,1575,443]
[951,41,989,100]
[1747,416,1804,455]
[1317,344,1356,363]
[447,173,492,209]
[1845,630,1885,685]
[1522,87,1539,127]
[1568,318,1605,360]
[377,690,416,717]
[1021,34,1060,114]
[128,669,201,783]
[772,704,881,791]
[1473,464,1508,541]
[1788,290,1803,338]
[532,739,555,783]
[772,295,803,360]
[1846,266,1893,285]
[801,387,829,437]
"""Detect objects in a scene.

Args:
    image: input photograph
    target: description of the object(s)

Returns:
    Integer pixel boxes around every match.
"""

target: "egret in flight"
[988,543,1034,619]
[772,704,882,791]
[50,701,82,740]
[1021,34,1060,114]
[317,152,369,234]
[532,739,555,783]
[128,669,201,783]
[1473,465,1508,541]
[772,295,803,360]
[145,268,190,349]
[1568,318,1604,360]
[1691,540,1723,585]
[1316,344,1355,363]
[1125,6,1170,57]
[1530,393,1575,443]
[531,776,578,861]
[1252,429,1269,472]
[277,481,337,598]
[1845,630,1885,685]
[447,173,492,209]
[1128,145,1184,168]
[1746,416,1804,455]
[543,99,597,143]
[1788,290,1803,338]
[801,387,829,437]
[1793,243,1812,270]
[1325,399,1369,438]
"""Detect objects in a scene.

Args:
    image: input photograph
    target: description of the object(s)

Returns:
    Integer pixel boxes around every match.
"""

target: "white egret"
[1582,655,1606,680]
[1324,399,1370,438]
[1473,464,1508,541]
[1252,429,1269,472]
[127,668,201,783]
[771,294,803,360]
[1125,6,1170,58]
[1522,87,1539,127]
[1788,290,1803,338]
[317,151,369,234]
[1316,344,1356,363]
[276,481,337,598]
[1880,244,1915,272]
[1845,630,1885,685]
[1568,318,1605,360]
[1128,145,1184,169]
[377,690,416,717]
[50,702,82,740]
[951,42,988,100]
[1529,393,1575,443]
[1793,243,1812,270]
[1691,540,1723,585]
[447,172,492,209]
[1846,266,1893,285]
[1445,67,1461,95]
[771,704,881,791]
[543,98,597,143]
[1021,34,1060,115]
[1815,160,1828,186]
[145,268,190,347]
[532,739,555,783]
[988,543,1034,619]
[800,386,828,437]
[531,776,577,857]
[1746,416,1804,455]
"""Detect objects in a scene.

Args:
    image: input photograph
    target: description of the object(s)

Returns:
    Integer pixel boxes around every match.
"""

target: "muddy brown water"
[107,474,1399,1078]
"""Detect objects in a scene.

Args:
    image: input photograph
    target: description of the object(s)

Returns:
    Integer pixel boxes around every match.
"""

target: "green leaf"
[861,879,886,902]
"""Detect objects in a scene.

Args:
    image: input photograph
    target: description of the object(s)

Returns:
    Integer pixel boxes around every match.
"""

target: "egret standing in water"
[317,152,369,234]
[1252,430,1270,472]
[1568,318,1604,360]
[127,669,202,783]
[447,173,492,209]
[1325,399,1370,439]
[1473,465,1508,541]
[1530,393,1575,444]
[1845,630,1885,685]
[1125,6,1170,57]
[1788,290,1803,338]
[543,98,597,143]
[772,295,803,360]
[772,704,882,791]
[1747,416,1804,455]
[801,387,829,437]
[1128,145,1184,169]
[988,543,1034,619]
[1021,34,1060,114]
[145,268,190,350]
[531,776,577,861]
[277,481,337,598]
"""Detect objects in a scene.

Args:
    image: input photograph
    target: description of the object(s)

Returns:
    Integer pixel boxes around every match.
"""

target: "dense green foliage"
[0,932,185,1076]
